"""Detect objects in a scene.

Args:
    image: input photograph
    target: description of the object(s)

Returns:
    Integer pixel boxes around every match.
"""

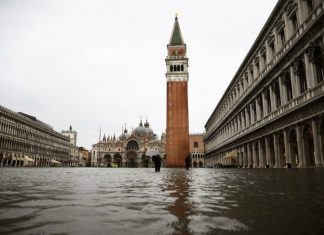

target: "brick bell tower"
[165,15,189,167]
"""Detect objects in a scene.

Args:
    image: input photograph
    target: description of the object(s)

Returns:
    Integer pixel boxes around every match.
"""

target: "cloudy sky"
[0,0,278,149]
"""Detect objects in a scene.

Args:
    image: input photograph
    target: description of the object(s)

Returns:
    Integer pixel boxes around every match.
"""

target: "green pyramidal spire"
[169,16,184,45]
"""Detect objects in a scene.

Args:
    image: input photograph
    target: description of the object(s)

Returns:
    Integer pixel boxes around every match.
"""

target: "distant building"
[91,119,166,167]
[0,105,71,167]
[62,125,77,146]
[189,133,205,167]
[204,0,324,168]
[62,125,79,166]
[78,147,90,167]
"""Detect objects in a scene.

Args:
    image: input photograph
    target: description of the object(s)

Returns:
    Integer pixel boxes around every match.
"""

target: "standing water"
[1,168,324,234]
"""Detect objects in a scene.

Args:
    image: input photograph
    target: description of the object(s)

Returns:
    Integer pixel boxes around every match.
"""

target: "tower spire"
[169,14,184,45]
[165,15,190,167]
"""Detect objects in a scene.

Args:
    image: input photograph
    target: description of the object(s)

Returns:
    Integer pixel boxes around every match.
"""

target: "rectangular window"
[279,28,285,45]
[290,13,299,32]
[306,0,315,15]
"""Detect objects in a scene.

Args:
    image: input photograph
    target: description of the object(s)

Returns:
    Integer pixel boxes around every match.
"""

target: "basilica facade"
[205,0,324,168]
[91,119,166,167]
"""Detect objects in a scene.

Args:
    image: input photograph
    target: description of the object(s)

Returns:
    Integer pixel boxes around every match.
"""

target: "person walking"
[185,154,191,170]
[152,155,161,172]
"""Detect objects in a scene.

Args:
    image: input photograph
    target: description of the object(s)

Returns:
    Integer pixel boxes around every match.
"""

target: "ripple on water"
[1,168,324,235]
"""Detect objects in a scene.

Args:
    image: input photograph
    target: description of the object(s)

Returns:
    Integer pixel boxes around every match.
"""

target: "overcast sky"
[0,0,278,149]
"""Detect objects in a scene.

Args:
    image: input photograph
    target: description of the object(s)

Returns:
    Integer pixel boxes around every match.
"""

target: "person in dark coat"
[185,154,191,170]
[152,155,161,172]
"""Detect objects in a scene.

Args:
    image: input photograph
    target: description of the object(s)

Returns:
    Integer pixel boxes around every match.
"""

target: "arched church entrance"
[114,153,122,167]
[142,154,150,168]
[126,151,137,168]
[104,154,112,167]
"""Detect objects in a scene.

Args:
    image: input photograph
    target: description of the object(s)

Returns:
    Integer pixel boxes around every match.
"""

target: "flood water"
[0,168,324,235]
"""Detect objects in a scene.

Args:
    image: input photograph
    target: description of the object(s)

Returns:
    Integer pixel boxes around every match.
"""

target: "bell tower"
[165,15,189,167]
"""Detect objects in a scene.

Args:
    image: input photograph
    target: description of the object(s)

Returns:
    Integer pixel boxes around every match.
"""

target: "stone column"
[290,65,299,98]
[273,28,279,54]
[283,12,291,40]
[297,0,305,24]
[137,157,142,168]
[245,108,250,127]
[256,99,261,121]
[248,70,253,85]
[296,125,306,167]
[247,144,252,168]
[273,133,280,168]
[279,76,287,106]
[250,103,255,124]
[252,142,258,168]
[312,119,323,167]
[122,155,127,168]
[304,52,315,89]
[253,60,259,79]
[241,112,245,129]
[265,40,271,64]
[239,148,243,167]
[238,115,241,132]
[283,129,292,168]
[3,154,8,167]
[259,51,265,71]
[262,90,268,116]
[243,146,247,167]
[265,137,270,168]
[258,139,264,168]
[235,118,238,134]
[269,85,276,111]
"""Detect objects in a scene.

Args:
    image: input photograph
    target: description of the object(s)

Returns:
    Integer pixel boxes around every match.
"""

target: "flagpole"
[98,126,101,167]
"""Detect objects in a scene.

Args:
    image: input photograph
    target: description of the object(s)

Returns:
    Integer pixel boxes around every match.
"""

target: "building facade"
[166,16,190,167]
[205,0,324,168]
[91,119,166,167]
[61,125,82,166]
[189,133,205,167]
[62,125,77,146]
[78,147,90,167]
[0,105,71,167]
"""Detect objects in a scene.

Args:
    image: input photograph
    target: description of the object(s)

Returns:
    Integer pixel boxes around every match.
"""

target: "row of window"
[212,49,324,146]
[0,137,69,156]
[192,153,204,159]
[210,0,322,130]
[170,64,185,72]
[0,118,69,148]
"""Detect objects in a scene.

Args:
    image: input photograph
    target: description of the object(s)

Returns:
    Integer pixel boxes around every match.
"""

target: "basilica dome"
[134,119,155,139]
[119,128,130,141]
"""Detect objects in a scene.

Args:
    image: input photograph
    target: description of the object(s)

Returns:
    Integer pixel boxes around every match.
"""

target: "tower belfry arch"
[165,16,190,167]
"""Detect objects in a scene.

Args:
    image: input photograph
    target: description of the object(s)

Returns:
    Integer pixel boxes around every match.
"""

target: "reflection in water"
[1,168,324,235]
[164,170,194,235]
